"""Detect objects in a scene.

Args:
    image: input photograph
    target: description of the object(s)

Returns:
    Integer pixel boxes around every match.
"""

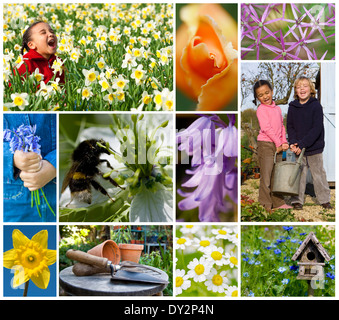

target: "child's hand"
[276,145,283,153]
[13,150,42,173]
[19,160,56,191]
[282,143,289,151]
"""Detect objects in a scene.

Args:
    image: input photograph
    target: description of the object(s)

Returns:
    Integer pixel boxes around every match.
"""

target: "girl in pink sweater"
[253,80,292,211]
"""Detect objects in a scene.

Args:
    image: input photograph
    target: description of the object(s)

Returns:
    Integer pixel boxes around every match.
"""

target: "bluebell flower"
[243,272,249,278]
[3,125,41,155]
[281,279,289,284]
[290,265,298,271]
[177,114,238,222]
[253,250,260,255]
[248,291,255,297]
[283,226,293,231]
[326,272,335,280]
[274,249,282,254]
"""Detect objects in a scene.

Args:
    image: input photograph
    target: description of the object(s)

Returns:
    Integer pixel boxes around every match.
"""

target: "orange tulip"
[176,4,238,111]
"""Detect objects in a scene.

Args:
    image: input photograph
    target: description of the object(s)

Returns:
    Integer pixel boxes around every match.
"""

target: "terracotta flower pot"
[118,243,144,263]
[87,240,121,264]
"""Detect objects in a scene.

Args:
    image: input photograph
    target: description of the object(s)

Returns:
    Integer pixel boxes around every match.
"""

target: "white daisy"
[204,268,228,293]
[175,269,191,296]
[192,236,217,253]
[204,245,228,266]
[187,257,212,282]
[175,236,192,250]
[225,285,238,297]
[212,227,233,240]
[180,225,200,234]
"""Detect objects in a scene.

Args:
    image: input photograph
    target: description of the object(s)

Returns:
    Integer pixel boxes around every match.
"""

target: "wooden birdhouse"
[292,232,330,281]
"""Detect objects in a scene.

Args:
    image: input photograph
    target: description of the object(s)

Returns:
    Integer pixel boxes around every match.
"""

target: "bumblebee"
[61,139,122,206]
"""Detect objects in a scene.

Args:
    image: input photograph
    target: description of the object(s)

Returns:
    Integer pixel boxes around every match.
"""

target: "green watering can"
[272,148,305,196]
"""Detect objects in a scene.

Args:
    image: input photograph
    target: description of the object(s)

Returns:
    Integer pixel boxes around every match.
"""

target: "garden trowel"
[66,249,168,285]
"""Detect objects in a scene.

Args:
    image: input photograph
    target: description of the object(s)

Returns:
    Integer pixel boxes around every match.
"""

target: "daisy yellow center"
[232,290,238,297]
[177,238,186,245]
[194,264,204,275]
[218,230,227,235]
[13,96,24,106]
[212,274,223,286]
[230,256,238,265]
[88,72,96,82]
[176,276,184,287]
[211,251,222,260]
[200,240,210,247]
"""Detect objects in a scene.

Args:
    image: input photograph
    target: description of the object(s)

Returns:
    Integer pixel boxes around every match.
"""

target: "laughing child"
[287,76,331,210]
[16,21,65,85]
[254,80,292,212]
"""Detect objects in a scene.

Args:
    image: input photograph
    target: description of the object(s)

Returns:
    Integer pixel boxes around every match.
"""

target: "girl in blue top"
[3,114,57,222]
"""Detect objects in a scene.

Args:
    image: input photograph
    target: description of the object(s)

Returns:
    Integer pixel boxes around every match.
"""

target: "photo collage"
[1,2,336,300]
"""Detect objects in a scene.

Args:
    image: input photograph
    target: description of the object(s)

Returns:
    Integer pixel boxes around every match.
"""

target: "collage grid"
[0,1,337,301]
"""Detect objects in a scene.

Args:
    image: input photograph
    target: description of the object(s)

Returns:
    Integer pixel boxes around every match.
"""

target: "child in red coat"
[15,21,65,85]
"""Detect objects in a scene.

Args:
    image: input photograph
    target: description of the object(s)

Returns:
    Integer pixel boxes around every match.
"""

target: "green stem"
[40,188,55,216]
[23,280,29,297]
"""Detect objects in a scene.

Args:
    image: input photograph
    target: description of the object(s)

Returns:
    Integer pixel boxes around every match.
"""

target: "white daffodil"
[175,269,191,296]
[131,64,145,85]
[5,92,29,110]
[36,81,54,100]
[204,268,228,293]
[77,87,93,100]
[83,68,98,86]
[30,68,44,83]
[187,257,212,282]
[121,53,137,70]
[99,77,111,92]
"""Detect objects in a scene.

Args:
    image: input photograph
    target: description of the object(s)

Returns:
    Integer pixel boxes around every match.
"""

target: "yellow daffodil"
[3,229,56,290]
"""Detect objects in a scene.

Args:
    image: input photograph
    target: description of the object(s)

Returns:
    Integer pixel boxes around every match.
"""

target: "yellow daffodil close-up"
[3,229,56,290]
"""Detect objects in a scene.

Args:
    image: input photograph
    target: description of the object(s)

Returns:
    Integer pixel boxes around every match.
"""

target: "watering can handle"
[288,148,306,187]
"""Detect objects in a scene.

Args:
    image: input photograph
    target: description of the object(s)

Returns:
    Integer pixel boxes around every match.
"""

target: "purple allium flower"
[3,124,41,155]
[241,4,335,60]
[177,115,238,222]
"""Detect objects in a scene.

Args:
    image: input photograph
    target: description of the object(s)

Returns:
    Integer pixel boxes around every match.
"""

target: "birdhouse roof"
[291,232,331,262]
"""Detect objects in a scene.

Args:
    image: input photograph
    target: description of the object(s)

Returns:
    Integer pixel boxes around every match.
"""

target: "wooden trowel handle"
[66,249,109,269]
[72,262,110,276]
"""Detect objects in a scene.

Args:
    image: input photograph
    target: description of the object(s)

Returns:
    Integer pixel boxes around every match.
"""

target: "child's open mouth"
[48,38,56,49]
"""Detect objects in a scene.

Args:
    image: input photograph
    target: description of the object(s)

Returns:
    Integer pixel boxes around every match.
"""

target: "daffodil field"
[3,3,173,111]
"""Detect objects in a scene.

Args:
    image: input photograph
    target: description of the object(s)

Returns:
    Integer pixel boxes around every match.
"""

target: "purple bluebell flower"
[3,125,41,155]
[177,114,238,222]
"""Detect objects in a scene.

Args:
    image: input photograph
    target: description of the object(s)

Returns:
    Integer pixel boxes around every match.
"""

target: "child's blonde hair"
[293,76,316,100]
